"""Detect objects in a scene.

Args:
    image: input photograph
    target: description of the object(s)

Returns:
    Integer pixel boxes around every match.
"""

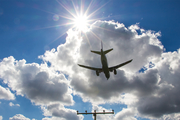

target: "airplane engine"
[114,69,117,75]
[96,71,99,76]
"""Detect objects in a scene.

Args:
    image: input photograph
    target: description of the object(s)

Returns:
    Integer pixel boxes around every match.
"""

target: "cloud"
[0,56,73,106]
[92,105,115,120]
[40,20,180,119]
[0,55,83,119]
[160,113,180,120]
[1,19,180,119]
[9,102,20,107]
[136,49,180,118]
[9,114,30,120]
[0,85,15,100]
[114,108,137,120]
[42,118,51,120]
[69,21,163,103]
[42,103,84,120]
[92,105,137,120]
[40,20,163,100]
[0,116,2,120]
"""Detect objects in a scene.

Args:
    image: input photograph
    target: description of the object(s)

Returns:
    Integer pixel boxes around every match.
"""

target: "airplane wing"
[109,59,133,71]
[78,64,102,71]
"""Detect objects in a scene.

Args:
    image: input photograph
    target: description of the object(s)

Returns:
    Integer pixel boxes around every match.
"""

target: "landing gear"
[114,69,117,75]
[96,70,99,76]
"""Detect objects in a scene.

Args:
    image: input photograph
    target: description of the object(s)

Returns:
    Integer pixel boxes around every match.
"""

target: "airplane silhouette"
[78,42,132,79]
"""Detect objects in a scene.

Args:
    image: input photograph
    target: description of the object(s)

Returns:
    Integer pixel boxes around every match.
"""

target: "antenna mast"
[77,110,114,120]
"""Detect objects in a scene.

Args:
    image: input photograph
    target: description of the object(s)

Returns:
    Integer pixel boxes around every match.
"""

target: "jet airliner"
[78,42,132,79]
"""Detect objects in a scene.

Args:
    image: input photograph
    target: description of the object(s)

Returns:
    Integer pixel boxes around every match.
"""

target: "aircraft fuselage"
[78,45,132,80]
[101,49,110,79]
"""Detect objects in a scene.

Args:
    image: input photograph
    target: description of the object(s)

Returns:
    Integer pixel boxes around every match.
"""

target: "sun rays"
[35,0,113,45]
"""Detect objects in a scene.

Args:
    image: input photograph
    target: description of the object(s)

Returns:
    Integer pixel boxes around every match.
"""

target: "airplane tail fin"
[101,41,103,50]
[91,41,113,55]
[90,41,102,55]
[91,48,113,55]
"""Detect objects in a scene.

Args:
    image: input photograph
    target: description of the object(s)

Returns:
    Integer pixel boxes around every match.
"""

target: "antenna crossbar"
[77,110,114,120]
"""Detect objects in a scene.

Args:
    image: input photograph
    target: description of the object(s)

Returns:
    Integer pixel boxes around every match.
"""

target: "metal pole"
[94,110,96,120]
[94,113,96,120]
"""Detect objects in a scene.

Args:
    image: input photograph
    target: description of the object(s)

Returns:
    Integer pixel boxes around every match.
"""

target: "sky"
[0,0,180,120]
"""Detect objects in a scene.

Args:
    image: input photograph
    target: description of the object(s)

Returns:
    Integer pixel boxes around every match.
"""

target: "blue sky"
[0,0,180,120]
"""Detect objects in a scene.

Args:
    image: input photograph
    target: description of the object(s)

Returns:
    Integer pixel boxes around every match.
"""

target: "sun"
[48,0,110,41]
[73,15,89,32]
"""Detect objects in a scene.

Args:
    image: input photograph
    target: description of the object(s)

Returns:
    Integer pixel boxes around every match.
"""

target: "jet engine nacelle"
[96,70,99,76]
[114,69,117,75]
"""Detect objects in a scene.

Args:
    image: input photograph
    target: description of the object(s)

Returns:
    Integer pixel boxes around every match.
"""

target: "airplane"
[78,42,133,80]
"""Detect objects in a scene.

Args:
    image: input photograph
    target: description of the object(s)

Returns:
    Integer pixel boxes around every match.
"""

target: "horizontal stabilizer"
[91,50,101,55]
[104,48,113,54]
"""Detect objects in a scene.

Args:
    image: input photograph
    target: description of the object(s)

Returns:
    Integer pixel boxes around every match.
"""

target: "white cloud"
[0,55,82,119]
[0,116,2,120]
[9,102,20,107]
[114,108,137,120]
[39,20,180,119]
[136,49,180,118]
[1,20,180,120]
[160,113,180,120]
[39,20,163,103]
[0,85,15,100]
[9,114,30,120]
[0,56,73,106]
[68,21,163,103]
[92,105,115,120]
[91,105,137,120]
[42,118,51,120]
[42,103,84,120]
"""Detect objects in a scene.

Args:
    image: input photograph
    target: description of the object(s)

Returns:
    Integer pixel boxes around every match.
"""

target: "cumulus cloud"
[0,55,83,120]
[0,116,2,120]
[0,56,73,106]
[9,114,30,120]
[1,20,180,120]
[40,20,163,100]
[40,20,180,119]
[0,85,15,100]
[42,118,51,120]
[9,102,20,107]
[136,49,180,118]
[114,108,137,120]
[92,105,115,120]
[91,105,137,120]
[42,103,84,120]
